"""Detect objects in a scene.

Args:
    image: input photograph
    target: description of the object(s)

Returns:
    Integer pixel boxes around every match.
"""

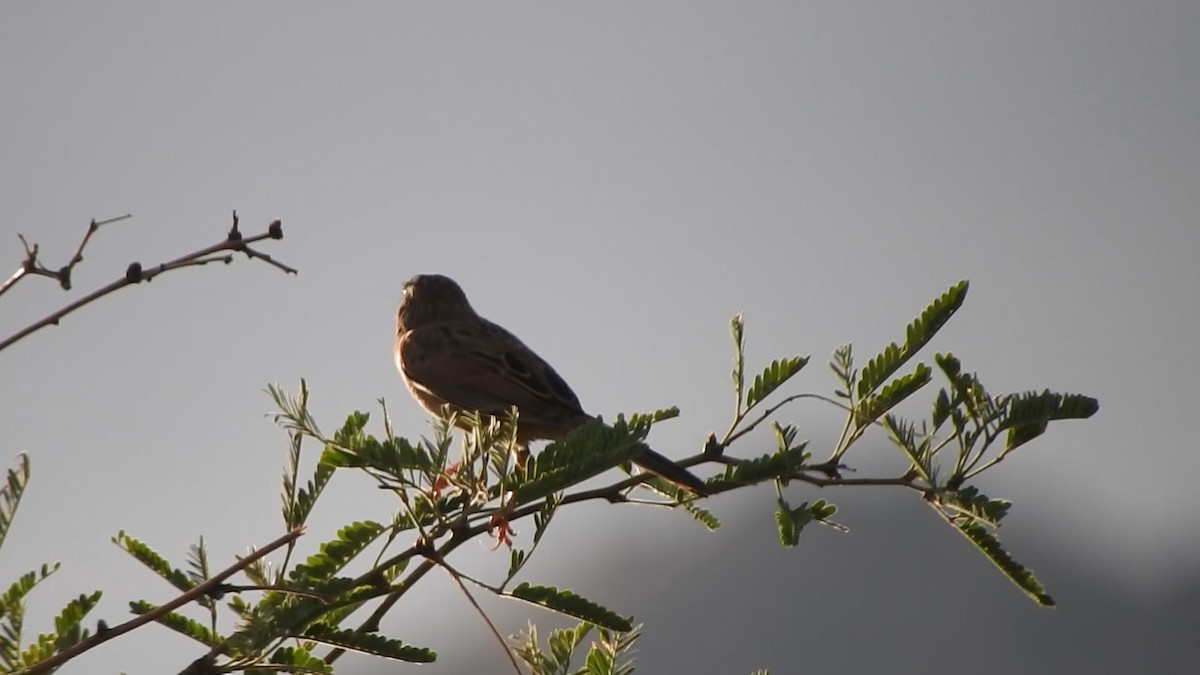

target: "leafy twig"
[20,527,305,675]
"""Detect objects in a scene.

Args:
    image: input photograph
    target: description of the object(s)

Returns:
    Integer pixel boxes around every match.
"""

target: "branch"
[0,214,132,299]
[20,527,305,675]
[322,557,443,666]
[437,559,522,675]
[0,212,292,354]
[310,445,922,667]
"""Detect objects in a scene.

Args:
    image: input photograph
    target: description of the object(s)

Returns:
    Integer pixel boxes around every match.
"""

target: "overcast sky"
[1,2,1197,673]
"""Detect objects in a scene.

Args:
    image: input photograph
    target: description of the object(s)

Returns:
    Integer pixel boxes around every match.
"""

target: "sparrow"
[394,273,707,495]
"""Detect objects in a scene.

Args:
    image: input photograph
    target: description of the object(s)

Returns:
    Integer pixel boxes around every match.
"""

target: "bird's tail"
[633,446,709,496]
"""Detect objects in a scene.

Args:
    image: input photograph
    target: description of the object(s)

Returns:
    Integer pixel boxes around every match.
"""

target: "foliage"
[512,620,641,675]
[0,456,103,673]
[1,280,1097,673]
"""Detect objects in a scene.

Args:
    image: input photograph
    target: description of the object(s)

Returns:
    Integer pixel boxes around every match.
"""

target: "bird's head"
[396,274,477,333]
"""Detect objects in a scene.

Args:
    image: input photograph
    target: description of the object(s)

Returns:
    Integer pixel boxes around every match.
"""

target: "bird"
[394,273,708,495]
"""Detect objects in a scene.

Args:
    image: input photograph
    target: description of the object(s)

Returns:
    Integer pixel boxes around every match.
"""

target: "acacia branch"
[0,212,292,354]
[308,442,924,669]
[20,527,305,675]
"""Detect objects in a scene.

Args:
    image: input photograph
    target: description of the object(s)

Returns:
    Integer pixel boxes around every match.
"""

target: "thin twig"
[0,215,292,353]
[61,214,133,289]
[322,533,465,666]
[438,559,522,675]
[20,527,305,675]
[723,393,832,447]
[0,214,132,299]
[0,235,46,298]
[215,583,329,601]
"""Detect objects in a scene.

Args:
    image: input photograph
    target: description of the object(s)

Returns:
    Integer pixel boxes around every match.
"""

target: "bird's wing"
[399,320,589,428]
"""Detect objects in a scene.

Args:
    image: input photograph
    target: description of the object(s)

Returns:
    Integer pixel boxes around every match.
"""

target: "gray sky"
[1,2,1197,673]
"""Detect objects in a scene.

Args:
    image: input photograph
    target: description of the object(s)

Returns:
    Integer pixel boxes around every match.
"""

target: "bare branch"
[438,561,522,675]
[61,214,134,290]
[0,214,293,354]
[0,214,132,299]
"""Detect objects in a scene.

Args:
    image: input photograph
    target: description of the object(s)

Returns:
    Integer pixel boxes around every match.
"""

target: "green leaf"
[810,499,838,520]
[624,407,680,435]
[289,521,385,583]
[513,619,554,672]
[508,549,529,580]
[511,623,555,674]
[128,600,221,646]
[730,313,746,411]
[774,498,836,547]
[883,414,933,482]
[934,352,961,380]
[829,344,855,399]
[682,502,721,531]
[585,645,615,674]
[0,454,30,553]
[512,421,647,503]
[270,646,333,673]
[301,624,436,662]
[283,442,335,532]
[187,538,210,585]
[320,435,433,474]
[0,565,58,616]
[503,496,560,582]
[187,538,219,616]
[548,622,591,668]
[935,353,1003,425]
[941,487,1011,526]
[268,380,323,439]
[775,500,807,547]
[856,363,932,429]
[241,555,275,589]
[857,280,968,398]
[709,443,810,490]
[746,356,809,410]
[954,519,1054,607]
[772,422,799,452]
[112,531,194,593]
[507,583,632,633]
[583,624,640,675]
[334,411,371,448]
[532,493,560,546]
[0,563,59,668]
[235,575,367,650]
[999,390,1099,452]
[20,632,56,668]
[51,590,102,652]
[931,387,953,429]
